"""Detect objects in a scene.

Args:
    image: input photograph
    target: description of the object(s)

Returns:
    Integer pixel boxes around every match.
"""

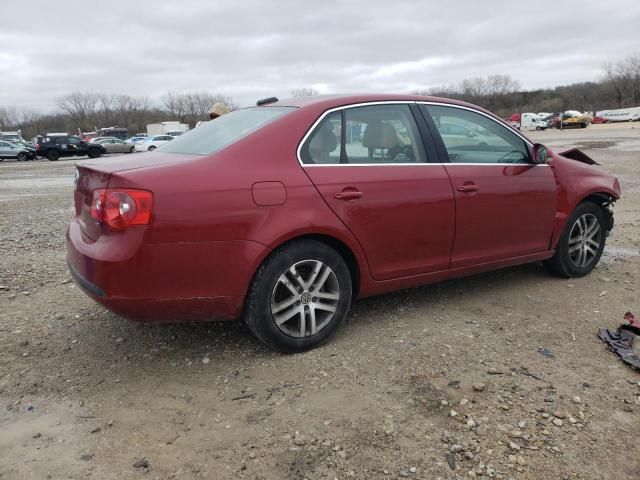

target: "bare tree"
[57,92,99,130]
[291,87,319,97]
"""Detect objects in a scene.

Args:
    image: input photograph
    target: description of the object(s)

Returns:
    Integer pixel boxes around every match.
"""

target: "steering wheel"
[399,145,416,162]
[497,150,525,164]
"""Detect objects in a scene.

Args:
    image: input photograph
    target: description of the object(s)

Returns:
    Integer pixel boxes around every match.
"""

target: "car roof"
[267,93,480,111]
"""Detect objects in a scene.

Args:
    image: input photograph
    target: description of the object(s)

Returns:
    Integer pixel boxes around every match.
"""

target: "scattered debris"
[537,347,554,358]
[132,458,150,469]
[598,311,640,370]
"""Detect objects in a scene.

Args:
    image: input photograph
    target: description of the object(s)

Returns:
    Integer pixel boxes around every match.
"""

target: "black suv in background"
[35,135,106,161]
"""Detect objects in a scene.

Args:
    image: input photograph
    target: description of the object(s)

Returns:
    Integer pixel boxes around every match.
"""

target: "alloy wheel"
[270,259,340,338]
[568,213,601,268]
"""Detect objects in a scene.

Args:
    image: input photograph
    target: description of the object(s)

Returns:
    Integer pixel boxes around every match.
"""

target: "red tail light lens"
[90,188,153,230]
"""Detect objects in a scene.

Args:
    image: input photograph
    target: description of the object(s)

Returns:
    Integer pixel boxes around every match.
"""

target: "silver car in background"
[93,137,135,154]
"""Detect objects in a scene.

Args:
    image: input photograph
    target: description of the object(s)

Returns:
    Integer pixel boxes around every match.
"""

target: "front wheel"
[17,152,28,161]
[244,240,352,353]
[545,201,606,277]
[148,145,156,151]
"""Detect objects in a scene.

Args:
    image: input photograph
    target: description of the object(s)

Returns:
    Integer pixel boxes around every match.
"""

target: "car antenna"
[256,97,278,106]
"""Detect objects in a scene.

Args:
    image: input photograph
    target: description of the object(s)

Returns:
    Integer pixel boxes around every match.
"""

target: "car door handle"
[334,190,363,200]
[457,184,479,193]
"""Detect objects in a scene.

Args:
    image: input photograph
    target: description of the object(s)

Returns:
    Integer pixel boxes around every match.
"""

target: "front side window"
[301,104,426,165]
[424,105,530,164]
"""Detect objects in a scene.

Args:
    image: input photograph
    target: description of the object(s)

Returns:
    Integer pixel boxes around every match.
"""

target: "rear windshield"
[159,107,294,155]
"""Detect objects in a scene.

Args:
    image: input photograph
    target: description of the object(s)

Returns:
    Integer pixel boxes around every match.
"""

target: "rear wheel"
[17,152,28,161]
[47,150,60,161]
[87,148,102,159]
[245,240,352,353]
[148,145,156,151]
[129,147,135,153]
[545,201,606,277]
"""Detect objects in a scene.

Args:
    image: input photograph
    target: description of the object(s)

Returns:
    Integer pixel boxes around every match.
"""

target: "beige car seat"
[362,121,398,162]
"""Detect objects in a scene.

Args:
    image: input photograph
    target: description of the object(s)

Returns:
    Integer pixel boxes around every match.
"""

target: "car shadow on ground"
[71,261,556,374]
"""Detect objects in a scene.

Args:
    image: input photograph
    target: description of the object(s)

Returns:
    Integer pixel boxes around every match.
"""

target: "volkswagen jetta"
[66,94,621,352]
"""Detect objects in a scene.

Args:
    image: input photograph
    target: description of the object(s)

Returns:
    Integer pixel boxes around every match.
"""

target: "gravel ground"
[1,125,639,479]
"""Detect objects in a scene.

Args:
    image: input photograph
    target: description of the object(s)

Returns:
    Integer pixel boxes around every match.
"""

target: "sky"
[1,0,639,112]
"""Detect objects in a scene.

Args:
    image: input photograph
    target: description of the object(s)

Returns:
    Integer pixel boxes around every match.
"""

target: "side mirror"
[532,143,548,164]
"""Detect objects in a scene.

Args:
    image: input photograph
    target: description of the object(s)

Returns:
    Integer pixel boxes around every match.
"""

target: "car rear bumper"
[66,219,268,322]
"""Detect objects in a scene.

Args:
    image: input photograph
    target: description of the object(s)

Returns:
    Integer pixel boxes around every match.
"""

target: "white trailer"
[146,121,189,136]
[596,107,640,122]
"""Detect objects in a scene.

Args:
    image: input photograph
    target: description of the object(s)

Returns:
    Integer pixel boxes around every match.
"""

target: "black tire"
[148,145,156,151]
[87,148,102,159]
[17,152,27,161]
[244,240,352,353]
[545,201,606,277]
[129,147,135,153]
[47,150,60,161]
[535,126,541,131]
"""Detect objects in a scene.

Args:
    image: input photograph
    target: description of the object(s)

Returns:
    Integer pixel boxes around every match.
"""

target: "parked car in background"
[134,135,174,152]
[93,137,135,154]
[126,135,147,144]
[0,140,35,161]
[591,116,609,124]
[67,94,621,352]
[167,130,186,137]
[35,135,106,161]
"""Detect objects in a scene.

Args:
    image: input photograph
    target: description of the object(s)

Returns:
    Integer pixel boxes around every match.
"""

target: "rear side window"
[160,107,294,155]
[301,104,426,165]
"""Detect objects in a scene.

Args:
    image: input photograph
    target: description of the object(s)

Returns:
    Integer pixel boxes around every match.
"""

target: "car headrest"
[308,128,338,156]
[362,121,398,149]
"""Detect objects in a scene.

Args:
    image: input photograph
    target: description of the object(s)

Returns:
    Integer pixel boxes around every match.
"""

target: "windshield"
[160,107,294,155]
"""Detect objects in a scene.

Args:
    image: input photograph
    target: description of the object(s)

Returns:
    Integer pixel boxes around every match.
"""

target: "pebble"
[508,442,521,451]
[472,382,486,392]
[460,398,469,406]
[132,458,150,469]
[450,444,464,453]
[572,396,582,404]
[202,357,210,365]
[517,421,527,429]
[450,409,458,417]
[293,433,306,446]
[409,467,417,473]
[552,418,563,427]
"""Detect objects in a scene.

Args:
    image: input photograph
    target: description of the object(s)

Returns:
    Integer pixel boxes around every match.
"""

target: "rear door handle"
[334,190,363,200]
[457,184,479,193]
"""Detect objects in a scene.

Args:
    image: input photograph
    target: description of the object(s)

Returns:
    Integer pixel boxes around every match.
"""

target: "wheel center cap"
[300,292,312,305]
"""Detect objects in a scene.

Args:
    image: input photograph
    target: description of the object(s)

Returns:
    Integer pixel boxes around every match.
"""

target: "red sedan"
[67,94,621,352]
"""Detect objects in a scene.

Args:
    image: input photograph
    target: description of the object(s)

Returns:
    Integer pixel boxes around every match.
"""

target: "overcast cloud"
[2,0,639,111]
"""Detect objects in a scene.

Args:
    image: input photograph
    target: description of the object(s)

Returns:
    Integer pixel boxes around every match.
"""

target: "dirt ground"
[1,124,639,480]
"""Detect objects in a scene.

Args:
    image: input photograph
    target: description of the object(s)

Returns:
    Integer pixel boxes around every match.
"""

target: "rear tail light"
[90,188,153,230]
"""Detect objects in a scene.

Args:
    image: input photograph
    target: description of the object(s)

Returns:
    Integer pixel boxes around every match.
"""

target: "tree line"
[1,53,638,139]
[0,91,237,139]
[414,54,640,117]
